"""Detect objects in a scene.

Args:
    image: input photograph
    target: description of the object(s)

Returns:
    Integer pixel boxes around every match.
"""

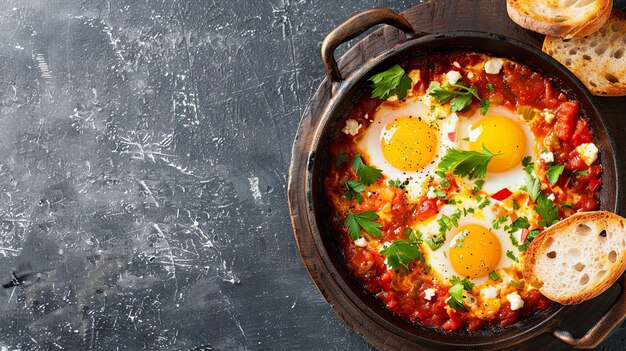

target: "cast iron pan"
[288,7,625,350]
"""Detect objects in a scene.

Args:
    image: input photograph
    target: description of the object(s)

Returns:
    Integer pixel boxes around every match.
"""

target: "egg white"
[358,97,457,202]
[457,106,534,195]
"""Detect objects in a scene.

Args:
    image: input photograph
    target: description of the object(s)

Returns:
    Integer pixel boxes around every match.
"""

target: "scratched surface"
[0,0,625,350]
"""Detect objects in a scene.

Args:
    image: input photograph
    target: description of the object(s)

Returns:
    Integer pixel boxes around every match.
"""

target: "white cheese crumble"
[484,58,503,75]
[424,288,436,301]
[506,291,524,311]
[467,71,475,79]
[468,125,483,142]
[547,193,556,201]
[342,118,362,135]
[443,112,459,135]
[576,143,599,166]
[542,109,556,124]
[453,61,461,69]
[446,70,462,85]
[354,237,367,247]
[539,151,554,163]
[481,286,498,299]
[426,187,438,199]
[380,242,391,252]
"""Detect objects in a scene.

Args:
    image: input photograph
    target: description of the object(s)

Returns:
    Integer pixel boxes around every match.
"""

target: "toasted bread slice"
[543,12,626,96]
[507,0,613,39]
[523,211,626,305]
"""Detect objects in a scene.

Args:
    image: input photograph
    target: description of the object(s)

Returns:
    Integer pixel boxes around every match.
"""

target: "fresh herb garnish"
[437,146,501,180]
[369,65,412,100]
[388,179,402,188]
[573,169,589,176]
[336,149,348,168]
[434,189,447,199]
[535,193,559,227]
[447,276,474,311]
[478,199,491,209]
[489,271,500,281]
[479,99,490,115]
[546,164,565,185]
[405,228,424,245]
[344,180,364,204]
[506,250,519,262]
[352,154,383,186]
[492,216,508,230]
[522,156,534,174]
[425,233,446,251]
[562,204,575,209]
[429,82,482,113]
[344,210,382,240]
[473,179,485,194]
[454,229,469,248]
[486,83,495,93]
[380,240,424,271]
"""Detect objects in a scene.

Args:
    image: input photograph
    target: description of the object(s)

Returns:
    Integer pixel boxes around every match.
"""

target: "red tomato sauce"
[324,52,600,332]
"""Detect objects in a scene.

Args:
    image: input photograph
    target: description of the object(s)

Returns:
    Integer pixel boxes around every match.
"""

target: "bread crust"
[523,211,626,305]
[507,0,613,39]
[543,12,626,96]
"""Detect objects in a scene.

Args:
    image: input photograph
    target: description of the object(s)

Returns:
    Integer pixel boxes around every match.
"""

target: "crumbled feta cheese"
[426,187,438,199]
[539,151,554,163]
[576,143,599,166]
[468,125,483,142]
[446,70,462,85]
[467,71,474,79]
[453,61,461,69]
[342,118,362,135]
[481,286,498,299]
[354,237,367,247]
[547,193,555,201]
[506,291,524,311]
[424,288,436,301]
[484,58,503,75]
[422,95,432,106]
[542,109,556,124]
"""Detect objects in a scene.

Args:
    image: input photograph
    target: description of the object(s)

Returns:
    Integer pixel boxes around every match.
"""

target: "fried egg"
[416,201,519,286]
[359,97,456,201]
[457,106,534,194]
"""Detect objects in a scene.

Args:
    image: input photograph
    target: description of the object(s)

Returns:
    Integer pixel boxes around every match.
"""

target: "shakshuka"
[324,52,602,331]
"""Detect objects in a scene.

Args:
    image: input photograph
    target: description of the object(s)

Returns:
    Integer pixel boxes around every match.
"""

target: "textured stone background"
[0,0,624,350]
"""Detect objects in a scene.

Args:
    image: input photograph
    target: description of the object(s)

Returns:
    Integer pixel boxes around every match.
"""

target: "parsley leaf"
[522,156,534,174]
[546,164,565,185]
[369,65,412,100]
[406,228,423,245]
[425,233,446,251]
[380,240,424,271]
[562,204,575,209]
[344,210,382,240]
[489,271,500,281]
[336,150,347,168]
[523,172,541,202]
[486,83,495,93]
[492,216,508,230]
[437,146,500,180]
[479,99,490,115]
[352,154,383,186]
[573,169,589,176]
[506,250,519,262]
[535,193,559,227]
[344,180,364,204]
[447,276,474,311]
[388,179,402,188]
[430,83,481,113]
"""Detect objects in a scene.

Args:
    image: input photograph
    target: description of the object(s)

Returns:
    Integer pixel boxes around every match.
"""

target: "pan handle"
[321,8,417,83]
[552,273,626,349]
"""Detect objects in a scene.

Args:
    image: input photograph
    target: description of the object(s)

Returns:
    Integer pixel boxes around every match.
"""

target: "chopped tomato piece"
[571,118,594,145]
[520,228,529,244]
[447,132,456,142]
[491,188,513,201]
[554,102,579,141]
[588,178,602,192]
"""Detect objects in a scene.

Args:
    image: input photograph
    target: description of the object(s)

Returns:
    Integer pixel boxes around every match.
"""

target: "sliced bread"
[523,211,626,305]
[543,12,626,96]
[507,0,613,39]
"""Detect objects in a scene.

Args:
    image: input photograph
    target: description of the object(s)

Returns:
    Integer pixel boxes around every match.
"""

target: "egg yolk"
[381,116,437,171]
[449,224,501,278]
[469,115,526,172]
